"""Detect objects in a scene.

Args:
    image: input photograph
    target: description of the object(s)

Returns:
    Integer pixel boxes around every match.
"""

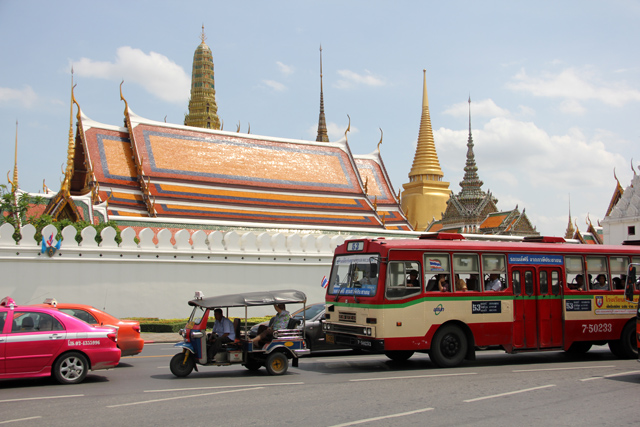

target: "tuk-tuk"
[170,290,310,377]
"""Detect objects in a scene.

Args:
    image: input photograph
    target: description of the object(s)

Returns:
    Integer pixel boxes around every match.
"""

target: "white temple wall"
[602,218,640,245]
[0,223,350,318]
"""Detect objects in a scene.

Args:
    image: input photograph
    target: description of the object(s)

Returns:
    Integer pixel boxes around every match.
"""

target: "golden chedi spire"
[401,70,450,231]
[9,120,18,193]
[564,196,575,239]
[185,25,221,129]
[61,69,76,196]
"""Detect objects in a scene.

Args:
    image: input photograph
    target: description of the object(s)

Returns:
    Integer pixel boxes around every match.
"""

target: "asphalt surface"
[141,332,182,343]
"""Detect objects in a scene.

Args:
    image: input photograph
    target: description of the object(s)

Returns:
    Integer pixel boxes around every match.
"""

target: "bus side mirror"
[625,266,636,303]
[369,260,378,278]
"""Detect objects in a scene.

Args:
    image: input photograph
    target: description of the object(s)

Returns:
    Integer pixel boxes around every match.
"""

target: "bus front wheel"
[608,322,638,359]
[430,324,468,368]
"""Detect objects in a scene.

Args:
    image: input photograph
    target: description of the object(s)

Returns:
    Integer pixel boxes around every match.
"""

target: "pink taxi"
[0,297,121,384]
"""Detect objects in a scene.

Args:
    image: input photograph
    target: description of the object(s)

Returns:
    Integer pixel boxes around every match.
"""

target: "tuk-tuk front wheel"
[265,352,289,376]
[170,352,195,377]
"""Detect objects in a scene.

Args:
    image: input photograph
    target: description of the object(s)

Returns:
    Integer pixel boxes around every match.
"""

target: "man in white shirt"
[208,308,235,361]
[486,274,503,291]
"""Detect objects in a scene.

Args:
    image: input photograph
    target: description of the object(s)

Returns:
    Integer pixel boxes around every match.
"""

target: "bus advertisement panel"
[323,234,640,367]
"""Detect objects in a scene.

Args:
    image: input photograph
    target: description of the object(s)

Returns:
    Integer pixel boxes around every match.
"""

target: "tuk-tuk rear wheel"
[244,359,262,371]
[170,352,195,377]
[265,352,288,376]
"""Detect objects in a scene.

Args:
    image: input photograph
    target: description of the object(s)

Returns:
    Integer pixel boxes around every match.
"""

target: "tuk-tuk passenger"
[251,303,290,346]
[207,308,235,361]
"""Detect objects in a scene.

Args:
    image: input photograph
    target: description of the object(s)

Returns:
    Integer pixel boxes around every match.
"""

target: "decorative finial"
[236,121,241,132]
[11,120,18,193]
[201,24,207,44]
[632,158,636,176]
[377,128,383,153]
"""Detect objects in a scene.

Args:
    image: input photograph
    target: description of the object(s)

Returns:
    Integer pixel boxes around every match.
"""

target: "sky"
[1,1,640,237]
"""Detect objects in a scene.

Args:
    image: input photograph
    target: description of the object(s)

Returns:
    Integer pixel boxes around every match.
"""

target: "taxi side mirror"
[625,266,636,303]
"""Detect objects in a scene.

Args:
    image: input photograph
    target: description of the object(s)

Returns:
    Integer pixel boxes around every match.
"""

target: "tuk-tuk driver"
[207,308,235,361]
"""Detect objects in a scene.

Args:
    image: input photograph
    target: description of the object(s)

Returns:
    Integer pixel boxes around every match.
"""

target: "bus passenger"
[612,277,622,290]
[486,274,502,291]
[591,274,609,291]
[455,274,467,291]
[467,274,479,291]
[438,274,450,292]
[407,270,420,287]
[568,274,585,291]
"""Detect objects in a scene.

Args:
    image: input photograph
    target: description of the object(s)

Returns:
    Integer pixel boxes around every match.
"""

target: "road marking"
[464,384,555,402]
[328,407,434,427]
[144,382,304,393]
[513,365,616,373]
[0,417,42,424]
[0,395,84,404]
[350,372,477,382]
[580,370,640,382]
[107,387,264,408]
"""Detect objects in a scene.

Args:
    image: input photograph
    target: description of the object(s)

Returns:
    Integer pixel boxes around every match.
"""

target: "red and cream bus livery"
[323,234,639,368]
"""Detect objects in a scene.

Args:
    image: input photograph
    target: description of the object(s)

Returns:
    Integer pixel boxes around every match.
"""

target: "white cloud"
[559,99,586,115]
[0,85,38,108]
[507,67,640,107]
[72,46,190,104]
[262,80,286,91]
[334,69,384,89]
[443,98,510,118]
[276,61,294,76]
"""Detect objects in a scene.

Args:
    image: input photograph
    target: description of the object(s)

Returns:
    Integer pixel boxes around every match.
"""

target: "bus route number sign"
[346,241,364,252]
[472,301,501,314]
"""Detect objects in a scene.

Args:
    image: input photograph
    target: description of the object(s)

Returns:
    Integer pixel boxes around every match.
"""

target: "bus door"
[511,267,538,349]
[537,267,563,348]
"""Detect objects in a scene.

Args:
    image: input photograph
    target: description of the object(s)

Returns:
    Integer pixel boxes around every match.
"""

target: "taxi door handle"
[50,333,64,340]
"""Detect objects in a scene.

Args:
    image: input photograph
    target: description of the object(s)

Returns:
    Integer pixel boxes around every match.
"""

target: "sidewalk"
[141,332,182,343]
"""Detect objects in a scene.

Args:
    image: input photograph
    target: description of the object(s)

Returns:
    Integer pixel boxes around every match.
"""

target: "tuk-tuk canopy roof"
[188,289,307,309]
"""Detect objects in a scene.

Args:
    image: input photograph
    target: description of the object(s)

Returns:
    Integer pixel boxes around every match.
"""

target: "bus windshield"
[327,254,380,297]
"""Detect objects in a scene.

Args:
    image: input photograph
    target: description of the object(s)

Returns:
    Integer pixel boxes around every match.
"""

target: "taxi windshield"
[189,306,206,326]
[327,254,379,297]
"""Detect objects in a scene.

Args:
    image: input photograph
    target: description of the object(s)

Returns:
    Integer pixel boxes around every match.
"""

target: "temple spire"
[185,25,221,129]
[61,68,76,195]
[11,120,18,193]
[401,70,450,230]
[564,195,575,239]
[315,45,329,142]
[408,70,444,179]
[458,96,484,203]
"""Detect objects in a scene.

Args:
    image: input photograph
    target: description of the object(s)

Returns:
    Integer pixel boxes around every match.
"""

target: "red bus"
[624,263,640,363]
[323,234,640,367]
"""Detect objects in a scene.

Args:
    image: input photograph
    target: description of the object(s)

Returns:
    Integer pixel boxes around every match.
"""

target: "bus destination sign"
[508,254,564,266]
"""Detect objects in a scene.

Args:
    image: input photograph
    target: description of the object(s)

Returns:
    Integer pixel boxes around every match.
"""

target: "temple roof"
[71,101,412,231]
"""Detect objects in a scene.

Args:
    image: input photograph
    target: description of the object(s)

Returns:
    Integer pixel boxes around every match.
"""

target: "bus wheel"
[170,353,194,377]
[565,342,592,355]
[385,350,414,362]
[430,325,468,368]
[265,352,289,375]
[608,323,638,359]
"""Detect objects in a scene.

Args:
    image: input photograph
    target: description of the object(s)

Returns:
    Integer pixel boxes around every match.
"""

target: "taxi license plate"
[326,333,335,344]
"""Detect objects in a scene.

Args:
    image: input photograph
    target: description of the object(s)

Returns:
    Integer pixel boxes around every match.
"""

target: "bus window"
[539,271,548,295]
[565,255,585,291]
[327,254,380,297]
[512,271,521,295]
[453,253,479,292]
[551,270,561,295]
[524,271,534,296]
[385,261,421,299]
[482,254,507,291]
[425,254,451,292]
[610,256,629,290]
[587,256,609,291]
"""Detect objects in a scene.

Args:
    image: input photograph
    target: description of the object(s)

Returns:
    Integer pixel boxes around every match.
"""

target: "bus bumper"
[328,333,385,352]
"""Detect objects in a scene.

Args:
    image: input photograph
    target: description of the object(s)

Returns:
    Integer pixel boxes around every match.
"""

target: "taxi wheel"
[170,353,195,377]
[265,352,288,376]
[53,352,88,385]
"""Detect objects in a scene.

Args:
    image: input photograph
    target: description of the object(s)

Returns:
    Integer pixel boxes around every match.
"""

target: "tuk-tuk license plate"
[326,333,335,344]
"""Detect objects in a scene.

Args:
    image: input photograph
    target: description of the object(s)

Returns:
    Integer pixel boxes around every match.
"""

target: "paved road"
[0,345,638,426]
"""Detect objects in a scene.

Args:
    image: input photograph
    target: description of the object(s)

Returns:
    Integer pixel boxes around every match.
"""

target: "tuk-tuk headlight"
[179,328,185,337]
